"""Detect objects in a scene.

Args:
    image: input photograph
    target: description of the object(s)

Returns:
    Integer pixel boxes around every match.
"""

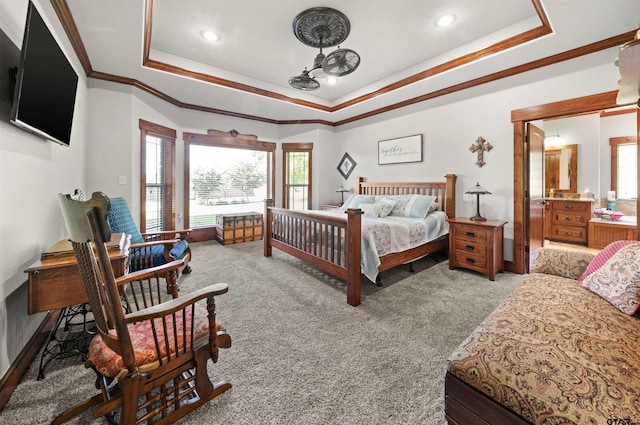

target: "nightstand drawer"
[453,250,487,272]
[453,225,488,243]
[454,239,487,256]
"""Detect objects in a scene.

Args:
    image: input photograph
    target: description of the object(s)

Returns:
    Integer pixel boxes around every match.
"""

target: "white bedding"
[314,209,449,282]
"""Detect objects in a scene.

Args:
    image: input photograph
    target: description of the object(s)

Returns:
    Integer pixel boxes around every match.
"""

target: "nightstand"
[322,203,341,210]
[447,217,507,281]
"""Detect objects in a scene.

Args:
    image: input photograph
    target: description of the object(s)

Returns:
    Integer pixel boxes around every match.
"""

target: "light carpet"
[1,240,524,425]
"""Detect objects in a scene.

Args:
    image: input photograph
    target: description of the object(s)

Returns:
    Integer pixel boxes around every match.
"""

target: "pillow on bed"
[579,240,640,282]
[428,201,440,213]
[580,243,640,315]
[388,194,436,219]
[340,194,376,210]
[360,203,376,218]
[373,197,397,217]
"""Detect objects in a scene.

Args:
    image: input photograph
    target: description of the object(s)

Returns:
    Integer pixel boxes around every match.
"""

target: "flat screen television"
[10,1,78,147]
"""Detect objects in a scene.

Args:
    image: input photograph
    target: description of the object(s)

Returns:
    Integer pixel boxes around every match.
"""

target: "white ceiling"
[7,0,640,124]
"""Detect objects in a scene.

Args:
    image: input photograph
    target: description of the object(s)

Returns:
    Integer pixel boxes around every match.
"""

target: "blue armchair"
[107,197,192,282]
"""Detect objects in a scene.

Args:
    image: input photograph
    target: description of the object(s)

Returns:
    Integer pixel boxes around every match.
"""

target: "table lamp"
[465,182,491,221]
[336,186,349,206]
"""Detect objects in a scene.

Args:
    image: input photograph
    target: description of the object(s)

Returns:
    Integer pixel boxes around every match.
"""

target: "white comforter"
[316,210,449,282]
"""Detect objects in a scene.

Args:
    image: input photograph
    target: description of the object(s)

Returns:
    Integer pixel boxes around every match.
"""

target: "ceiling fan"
[288,7,361,91]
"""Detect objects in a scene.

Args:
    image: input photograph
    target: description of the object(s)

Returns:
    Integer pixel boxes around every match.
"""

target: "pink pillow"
[581,244,640,315]
[579,240,640,282]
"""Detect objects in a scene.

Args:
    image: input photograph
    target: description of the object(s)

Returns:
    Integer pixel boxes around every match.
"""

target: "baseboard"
[0,310,59,412]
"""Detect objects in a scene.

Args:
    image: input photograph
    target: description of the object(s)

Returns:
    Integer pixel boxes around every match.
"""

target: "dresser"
[447,218,507,281]
[545,199,593,245]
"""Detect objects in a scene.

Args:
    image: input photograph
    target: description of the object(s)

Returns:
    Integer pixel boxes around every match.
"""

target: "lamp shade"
[465,182,491,195]
[466,182,491,221]
[336,186,349,206]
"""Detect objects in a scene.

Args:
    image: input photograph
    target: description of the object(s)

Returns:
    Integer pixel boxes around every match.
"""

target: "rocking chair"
[53,192,231,425]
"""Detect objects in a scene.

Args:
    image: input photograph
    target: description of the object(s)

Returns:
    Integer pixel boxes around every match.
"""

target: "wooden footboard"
[264,206,363,306]
[264,174,457,307]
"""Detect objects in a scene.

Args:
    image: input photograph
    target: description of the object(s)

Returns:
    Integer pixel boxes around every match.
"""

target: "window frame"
[282,142,313,210]
[139,119,176,233]
[183,130,276,241]
[610,135,637,199]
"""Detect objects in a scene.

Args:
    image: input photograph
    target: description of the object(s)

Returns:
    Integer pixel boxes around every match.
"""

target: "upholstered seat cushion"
[448,274,640,424]
[88,307,220,379]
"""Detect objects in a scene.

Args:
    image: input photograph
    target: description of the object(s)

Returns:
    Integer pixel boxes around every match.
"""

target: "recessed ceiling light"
[435,14,456,27]
[326,77,337,85]
[201,30,221,42]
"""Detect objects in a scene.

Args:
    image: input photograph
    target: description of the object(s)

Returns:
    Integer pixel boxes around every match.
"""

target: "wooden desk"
[25,233,130,314]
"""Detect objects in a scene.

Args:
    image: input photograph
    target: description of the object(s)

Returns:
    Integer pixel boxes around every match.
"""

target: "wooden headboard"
[356,174,457,218]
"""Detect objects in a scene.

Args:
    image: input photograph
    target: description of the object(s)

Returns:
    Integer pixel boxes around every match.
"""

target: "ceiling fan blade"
[322,48,360,76]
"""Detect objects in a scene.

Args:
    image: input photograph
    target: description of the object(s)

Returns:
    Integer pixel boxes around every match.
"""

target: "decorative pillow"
[340,194,376,210]
[371,197,397,218]
[360,203,377,218]
[580,243,640,315]
[579,240,640,282]
[388,194,436,218]
[428,201,440,214]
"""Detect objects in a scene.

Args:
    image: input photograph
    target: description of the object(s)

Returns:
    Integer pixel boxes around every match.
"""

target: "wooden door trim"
[510,90,637,274]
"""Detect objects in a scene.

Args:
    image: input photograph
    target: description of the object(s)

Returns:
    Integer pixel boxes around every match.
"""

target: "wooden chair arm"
[115,260,184,286]
[142,230,191,241]
[129,239,180,250]
[123,283,229,324]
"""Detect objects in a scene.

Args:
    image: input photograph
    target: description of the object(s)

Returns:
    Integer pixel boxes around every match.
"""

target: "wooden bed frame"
[263,174,457,306]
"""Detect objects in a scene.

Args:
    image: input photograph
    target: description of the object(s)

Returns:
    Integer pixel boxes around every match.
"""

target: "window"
[610,136,637,200]
[139,120,176,233]
[283,143,313,210]
[183,130,276,241]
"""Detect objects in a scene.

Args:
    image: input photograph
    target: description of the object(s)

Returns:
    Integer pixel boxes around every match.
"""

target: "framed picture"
[337,152,356,179]
[378,134,423,165]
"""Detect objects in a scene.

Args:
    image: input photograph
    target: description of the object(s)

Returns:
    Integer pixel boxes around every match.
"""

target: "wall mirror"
[545,144,577,193]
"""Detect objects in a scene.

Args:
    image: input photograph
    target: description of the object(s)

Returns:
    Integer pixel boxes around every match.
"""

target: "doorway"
[510,90,640,274]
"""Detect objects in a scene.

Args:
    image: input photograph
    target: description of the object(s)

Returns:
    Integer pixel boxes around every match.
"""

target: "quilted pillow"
[579,240,640,282]
[371,197,397,218]
[360,203,376,218]
[388,194,436,218]
[340,194,376,210]
[581,243,640,315]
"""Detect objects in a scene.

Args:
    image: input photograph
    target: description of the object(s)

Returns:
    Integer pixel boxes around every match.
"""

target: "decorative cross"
[469,136,492,167]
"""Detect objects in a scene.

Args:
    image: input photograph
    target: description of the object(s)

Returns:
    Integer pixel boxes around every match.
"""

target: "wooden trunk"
[215,212,263,245]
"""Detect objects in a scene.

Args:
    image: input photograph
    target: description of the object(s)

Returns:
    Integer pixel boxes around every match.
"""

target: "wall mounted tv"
[10,1,78,147]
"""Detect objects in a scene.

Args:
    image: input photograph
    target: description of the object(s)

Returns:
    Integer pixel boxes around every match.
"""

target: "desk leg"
[37,304,96,380]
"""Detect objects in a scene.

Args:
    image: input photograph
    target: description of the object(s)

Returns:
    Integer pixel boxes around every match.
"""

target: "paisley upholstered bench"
[445,244,640,425]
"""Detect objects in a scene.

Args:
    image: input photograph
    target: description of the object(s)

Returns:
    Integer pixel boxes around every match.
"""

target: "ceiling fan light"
[322,48,360,76]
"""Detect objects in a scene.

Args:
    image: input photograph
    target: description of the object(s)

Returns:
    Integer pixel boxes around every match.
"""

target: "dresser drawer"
[552,211,589,226]
[454,239,487,256]
[551,200,590,213]
[453,225,488,243]
[551,224,587,243]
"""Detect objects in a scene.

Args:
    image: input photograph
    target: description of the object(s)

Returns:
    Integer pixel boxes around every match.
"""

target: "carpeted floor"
[1,240,524,425]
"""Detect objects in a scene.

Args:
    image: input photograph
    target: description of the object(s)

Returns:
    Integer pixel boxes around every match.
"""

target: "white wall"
[0,0,88,376]
[0,0,629,379]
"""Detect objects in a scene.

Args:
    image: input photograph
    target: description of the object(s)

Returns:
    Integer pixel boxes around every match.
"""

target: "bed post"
[357,177,365,194]
[444,174,457,218]
[345,208,363,306]
[264,199,273,257]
